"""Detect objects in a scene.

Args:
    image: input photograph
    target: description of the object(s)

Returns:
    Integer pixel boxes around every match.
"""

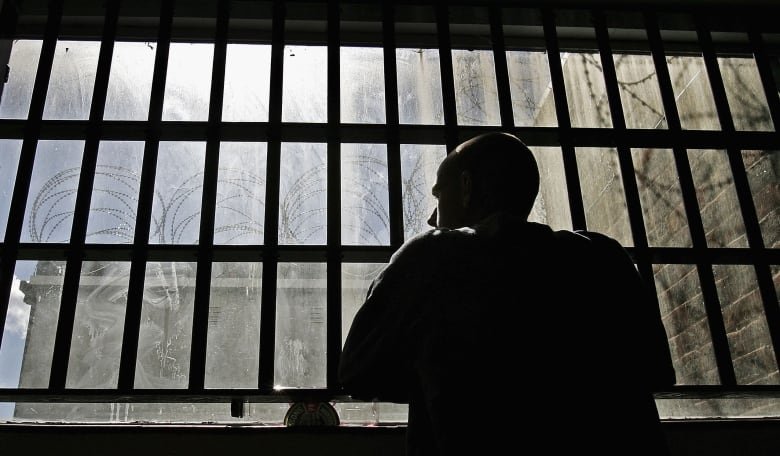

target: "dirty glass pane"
[713,265,780,385]
[85,141,143,243]
[214,142,267,245]
[506,50,557,127]
[161,43,214,121]
[743,150,779,249]
[653,264,719,384]
[0,261,65,389]
[452,49,501,126]
[205,262,262,389]
[0,40,42,119]
[342,263,385,345]
[0,140,23,240]
[274,262,326,389]
[342,144,389,245]
[400,144,446,240]
[632,149,691,247]
[575,147,633,246]
[135,261,197,389]
[66,261,131,389]
[282,46,327,123]
[279,143,327,245]
[562,52,613,128]
[20,140,84,243]
[614,53,667,129]
[397,48,444,125]
[222,44,271,122]
[687,149,748,248]
[341,47,385,124]
[529,146,571,231]
[335,402,409,425]
[103,42,156,120]
[657,397,780,419]
[666,55,720,130]
[718,57,774,131]
[42,41,100,120]
[150,142,206,245]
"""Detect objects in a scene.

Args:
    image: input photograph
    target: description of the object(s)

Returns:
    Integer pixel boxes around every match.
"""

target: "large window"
[0,0,778,424]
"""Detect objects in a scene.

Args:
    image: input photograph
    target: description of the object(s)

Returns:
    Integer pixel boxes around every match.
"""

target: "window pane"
[21,140,84,243]
[614,53,667,129]
[161,43,214,121]
[42,41,100,120]
[400,144,446,240]
[688,149,749,248]
[0,40,42,119]
[0,260,66,388]
[341,47,386,124]
[66,261,131,389]
[713,265,780,385]
[282,46,327,123]
[275,262,326,389]
[653,264,719,384]
[529,146,572,231]
[657,397,780,419]
[335,402,408,425]
[576,147,633,246]
[342,144,389,245]
[506,50,557,127]
[397,48,444,125]
[85,141,143,243]
[342,263,384,345]
[0,140,23,240]
[562,52,613,128]
[279,143,327,245]
[150,142,206,245]
[632,148,691,247]
[666,55,720,130]
[215,142,267,245]
[222,44,271,122]
[135,262,197,389]
[104,42,156,121]
[452,49,501,126]
[205,262,262,389]
[743,150,779,249]
[718,57,774,131]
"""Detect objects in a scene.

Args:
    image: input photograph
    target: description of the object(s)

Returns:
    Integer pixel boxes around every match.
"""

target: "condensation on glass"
[279,143,327,245]
[341,263,385,345]
[135,261,197,389]
[400,144,446,239]
[20,140,85,243]
[666,55,720,130]
[282,46,327,123]
[222,44,272,122]
[656,397,780,419]
[66,261,131,389]
[161,43,215,121]
[0,40,42,119]
[451,49,501,126]
[742,150,779,249]
[205,262,262,389]
[275,262,327,389]
[0,140,23,240]
[42,41,100,120]
[214,142,267,245]
[396,48,444,125]
[717,56,774,132]
[562,52,613,128]
[506,50,557,127]
[104,42,156,121]
[341,144,389,245]
[528,146,572,231]
[341,47,386,124]
[613,53,667,129]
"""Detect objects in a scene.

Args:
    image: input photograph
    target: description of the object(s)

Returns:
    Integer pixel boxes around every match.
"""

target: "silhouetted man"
[339,132,676,455]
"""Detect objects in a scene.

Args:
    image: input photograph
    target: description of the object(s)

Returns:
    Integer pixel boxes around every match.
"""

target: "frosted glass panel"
[335,402,409,425]
[21,140,84,243]
[667,55,720,130]
[205,262,262,389]
[279,143,327,245]
[135,262,197,389]
[104,42,156,121]
[150,142,206,245]
[162,43,214,121]
[282,46,327,123]
[614,53,667,129]
[0,40,42,119]
[400,144,446,239]
[576,147,632,246]
[274,263,327,389]
[341,263,384,345]
[718,56,774,131]
[214,142,267,245]
[66,261,131,389]
[397,48,444,125]
[528,147,571,231]
[0,140,23,240]
[562,52,613,128]
[0,261,65,389]
[341,47,385,124]
[506,50,557,127]
[42,41,100,120]
[222,44,271,122]
[452,49,501,126]
[341,144,389,245]
[85,141,143,243]
[743,150,779,249]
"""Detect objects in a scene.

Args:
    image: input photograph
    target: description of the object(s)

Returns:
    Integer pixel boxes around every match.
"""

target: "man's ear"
[460,170,472,208]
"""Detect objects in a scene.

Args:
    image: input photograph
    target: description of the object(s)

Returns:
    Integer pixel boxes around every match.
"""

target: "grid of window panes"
[0,1,778,423]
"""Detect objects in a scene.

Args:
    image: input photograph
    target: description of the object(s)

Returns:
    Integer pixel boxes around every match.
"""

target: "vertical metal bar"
[435,4,458,151]
[541,7,586,231]
[117,0,175,391]
[489,6,514,129]
[748,30,780,129]
[383,2,403,250]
